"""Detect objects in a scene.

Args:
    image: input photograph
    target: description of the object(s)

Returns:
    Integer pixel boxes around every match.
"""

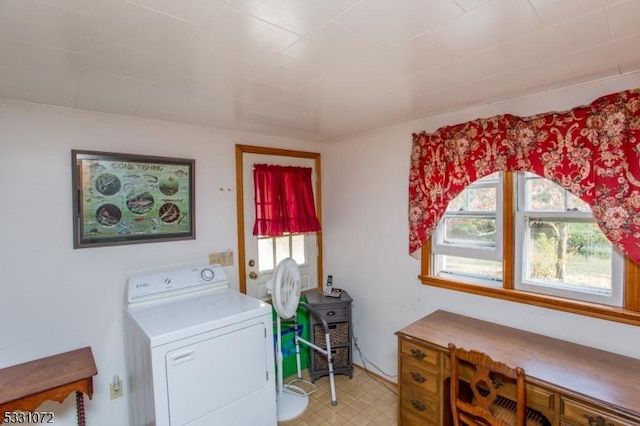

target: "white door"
[242,152,319,299]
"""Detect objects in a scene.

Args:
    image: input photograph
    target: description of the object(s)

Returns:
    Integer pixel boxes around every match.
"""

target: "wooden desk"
[0,347,97,425]
[396,311,640,426]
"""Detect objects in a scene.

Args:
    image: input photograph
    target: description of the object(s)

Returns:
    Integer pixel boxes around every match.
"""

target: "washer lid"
[125,289,271,346]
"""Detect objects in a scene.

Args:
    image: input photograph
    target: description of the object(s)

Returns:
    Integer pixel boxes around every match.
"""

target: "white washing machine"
[123,263,277,426]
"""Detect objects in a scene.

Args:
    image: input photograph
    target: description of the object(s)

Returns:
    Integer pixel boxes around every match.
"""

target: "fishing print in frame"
[72,150,195,248]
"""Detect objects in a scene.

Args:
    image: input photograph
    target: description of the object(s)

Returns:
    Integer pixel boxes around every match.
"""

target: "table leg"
[75,391,86,426]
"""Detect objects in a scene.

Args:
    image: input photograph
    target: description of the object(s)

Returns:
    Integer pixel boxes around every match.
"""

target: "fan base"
[277,391,309,421]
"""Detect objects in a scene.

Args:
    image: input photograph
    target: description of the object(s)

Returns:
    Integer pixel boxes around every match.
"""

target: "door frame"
[235,144,323,294]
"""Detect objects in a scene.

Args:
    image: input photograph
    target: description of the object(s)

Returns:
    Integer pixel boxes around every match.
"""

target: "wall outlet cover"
[209,250,234,266]
[110,383,123,399]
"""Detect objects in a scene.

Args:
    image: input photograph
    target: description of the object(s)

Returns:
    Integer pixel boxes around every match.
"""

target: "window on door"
[257,234,307,272]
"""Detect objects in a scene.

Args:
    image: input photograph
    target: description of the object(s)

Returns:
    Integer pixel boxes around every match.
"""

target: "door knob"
[248,259,255,267]
[248,271,258,280]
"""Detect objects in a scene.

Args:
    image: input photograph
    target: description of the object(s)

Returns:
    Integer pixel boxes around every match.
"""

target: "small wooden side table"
[0,347,98,425]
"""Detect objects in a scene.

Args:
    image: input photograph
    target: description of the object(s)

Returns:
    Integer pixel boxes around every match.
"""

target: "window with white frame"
[431,171,623,307]
[432,172,503,285]
[514,172,623,306]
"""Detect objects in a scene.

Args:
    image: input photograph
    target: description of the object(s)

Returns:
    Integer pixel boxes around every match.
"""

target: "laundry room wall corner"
[0,101,319,425]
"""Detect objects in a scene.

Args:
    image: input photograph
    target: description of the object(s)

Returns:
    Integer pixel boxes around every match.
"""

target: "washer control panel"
[126,264,229,305]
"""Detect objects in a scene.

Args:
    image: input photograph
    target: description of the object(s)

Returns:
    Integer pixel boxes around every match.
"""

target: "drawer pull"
[326,310,336,316]
[410,371,426,383]
[410,399,427,412]
[584,415,614,426]
[410,349,426,360]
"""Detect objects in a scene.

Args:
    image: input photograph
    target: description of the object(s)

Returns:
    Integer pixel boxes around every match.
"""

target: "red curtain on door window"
[253,164,321,236]
[409,89,640,263]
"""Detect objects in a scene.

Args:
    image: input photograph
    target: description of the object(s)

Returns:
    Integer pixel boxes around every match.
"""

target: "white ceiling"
[1,0,639,141]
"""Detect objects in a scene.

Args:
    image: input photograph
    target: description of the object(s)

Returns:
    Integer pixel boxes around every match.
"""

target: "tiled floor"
[277,367,398,426]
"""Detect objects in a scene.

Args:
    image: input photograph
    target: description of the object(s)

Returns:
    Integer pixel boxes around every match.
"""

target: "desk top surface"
[396,310,640,417]
[0,347,97,405]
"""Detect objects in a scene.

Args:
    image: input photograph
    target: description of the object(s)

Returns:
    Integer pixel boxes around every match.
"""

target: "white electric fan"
[269,258,338,422]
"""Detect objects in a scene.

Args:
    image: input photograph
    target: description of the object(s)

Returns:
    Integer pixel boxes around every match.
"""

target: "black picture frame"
[72,150,195,248]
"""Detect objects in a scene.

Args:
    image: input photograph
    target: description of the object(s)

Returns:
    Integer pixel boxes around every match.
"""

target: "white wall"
[3,72,640,425]
[321,72,640,381]
[0,102,318,425]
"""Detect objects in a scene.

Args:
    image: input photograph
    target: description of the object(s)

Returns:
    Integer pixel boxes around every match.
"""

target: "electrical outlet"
[209,250,234,266]
[110,383,123,399]
[110,375,123,399]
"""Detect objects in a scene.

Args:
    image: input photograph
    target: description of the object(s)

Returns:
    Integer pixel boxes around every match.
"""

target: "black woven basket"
[313,322,349,346]
[314,346,349,370]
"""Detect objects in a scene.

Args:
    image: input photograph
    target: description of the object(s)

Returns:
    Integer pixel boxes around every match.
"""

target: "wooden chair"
[448,343,547,426]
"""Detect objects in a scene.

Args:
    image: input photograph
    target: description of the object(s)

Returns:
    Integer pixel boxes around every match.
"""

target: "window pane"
[447,195,466,211]
[447,173,499,212]
[275,236,290,266]
[447,187,496,211]
[524,173,590,212]
[437,255,502,281]
[525,175,564,210]
[258,238,274,272]
[291,234,306,265]
[566,193,590,211]
[525,219,612,293]
[443,217,496,247]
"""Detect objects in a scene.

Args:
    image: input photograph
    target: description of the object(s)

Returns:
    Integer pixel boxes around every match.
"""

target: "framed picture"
[72,150,195,248]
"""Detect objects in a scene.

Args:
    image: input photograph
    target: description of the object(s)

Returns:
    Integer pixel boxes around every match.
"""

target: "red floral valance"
[409,89,640,263]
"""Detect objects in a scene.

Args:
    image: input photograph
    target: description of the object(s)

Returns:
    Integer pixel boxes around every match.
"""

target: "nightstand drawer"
[561,398,636,426]
[400,340,439,367]
[312,305,349,323]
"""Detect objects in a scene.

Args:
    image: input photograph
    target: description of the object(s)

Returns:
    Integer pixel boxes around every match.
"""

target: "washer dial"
[201,268,215,281]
